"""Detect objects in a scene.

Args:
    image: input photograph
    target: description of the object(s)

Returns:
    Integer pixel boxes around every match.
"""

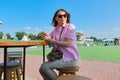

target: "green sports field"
[26,46,120,62]
[78,46,120,62]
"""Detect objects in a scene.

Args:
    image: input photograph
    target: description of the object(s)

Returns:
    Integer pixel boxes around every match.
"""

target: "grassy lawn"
[26,46,120,62]
[78,46,120,62]
[26,46,52,55]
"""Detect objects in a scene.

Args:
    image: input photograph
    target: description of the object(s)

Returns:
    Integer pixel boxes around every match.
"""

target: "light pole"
[0,21,3,24]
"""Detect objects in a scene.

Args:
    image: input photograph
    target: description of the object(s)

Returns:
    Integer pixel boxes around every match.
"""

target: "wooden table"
[0,41,48,80]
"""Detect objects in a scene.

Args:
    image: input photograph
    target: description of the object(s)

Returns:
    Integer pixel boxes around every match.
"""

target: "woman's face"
[55,11,67,26]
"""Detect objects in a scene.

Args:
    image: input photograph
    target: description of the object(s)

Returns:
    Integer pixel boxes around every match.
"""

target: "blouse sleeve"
[49,31,53,38]
[49,27,56,39]
[65,24,76,40]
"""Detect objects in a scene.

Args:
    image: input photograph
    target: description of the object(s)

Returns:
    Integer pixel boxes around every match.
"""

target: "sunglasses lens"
[58,15,62,18]
[63,14,67,18]
[57,14,67,18]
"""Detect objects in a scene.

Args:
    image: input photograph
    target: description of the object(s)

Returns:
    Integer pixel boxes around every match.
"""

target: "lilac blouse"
[49,23,80,62]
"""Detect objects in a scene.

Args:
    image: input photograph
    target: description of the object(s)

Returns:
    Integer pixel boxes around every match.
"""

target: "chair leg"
[0,67,3,79]
[16,67,21,80]
[6,69,12,80]
[19,59,23,75]
[13,69,17,80]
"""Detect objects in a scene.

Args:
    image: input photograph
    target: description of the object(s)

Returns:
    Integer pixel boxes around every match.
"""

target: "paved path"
[0,54,120,80]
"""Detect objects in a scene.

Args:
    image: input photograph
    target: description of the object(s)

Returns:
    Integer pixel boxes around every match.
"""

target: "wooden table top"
[0,40,48,47]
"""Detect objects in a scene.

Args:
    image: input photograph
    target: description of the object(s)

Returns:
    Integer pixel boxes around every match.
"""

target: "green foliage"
[0,32,3,39]
[36,33,43,40]
[28,33,36,40]
[15,32,27,40]
[0,31,43,40]
[6,33,11,39]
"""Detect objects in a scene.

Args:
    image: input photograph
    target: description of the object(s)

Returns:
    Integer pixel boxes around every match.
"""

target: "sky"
[0,0,120,39]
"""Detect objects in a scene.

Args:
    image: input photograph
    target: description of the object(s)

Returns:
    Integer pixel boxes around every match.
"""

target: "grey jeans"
[39,59,77,80]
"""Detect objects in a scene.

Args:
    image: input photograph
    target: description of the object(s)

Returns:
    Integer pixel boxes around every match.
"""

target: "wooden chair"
[56,65,79,76]
[0,62,21,80]
[7,51,23,75]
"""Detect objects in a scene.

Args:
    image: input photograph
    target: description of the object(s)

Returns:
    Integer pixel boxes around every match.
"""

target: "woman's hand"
[40,32,48,37]
[40,32,52,42]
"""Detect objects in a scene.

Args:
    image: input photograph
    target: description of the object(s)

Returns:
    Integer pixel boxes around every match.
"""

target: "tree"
[28,33,36,40]
[114,38,119,45]
[6,33,11,39]
[0,32,3,39]
[15,32,27,40]
[36,33,43,40]
[90,36,97,42]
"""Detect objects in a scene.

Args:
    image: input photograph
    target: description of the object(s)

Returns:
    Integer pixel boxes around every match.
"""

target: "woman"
[39,8,80,80]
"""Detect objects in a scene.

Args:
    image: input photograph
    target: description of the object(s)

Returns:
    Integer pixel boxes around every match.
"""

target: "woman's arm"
[45,38,73,47]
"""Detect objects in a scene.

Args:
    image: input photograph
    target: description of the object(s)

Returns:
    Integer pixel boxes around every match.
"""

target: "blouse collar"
[56,23,67,28]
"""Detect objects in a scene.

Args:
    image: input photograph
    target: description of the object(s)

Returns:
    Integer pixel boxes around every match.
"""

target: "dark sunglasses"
[57,14,67,18]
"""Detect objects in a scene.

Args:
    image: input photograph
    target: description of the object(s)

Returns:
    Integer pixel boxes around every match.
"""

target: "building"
[102,38,114,45]
[76,32,86,44]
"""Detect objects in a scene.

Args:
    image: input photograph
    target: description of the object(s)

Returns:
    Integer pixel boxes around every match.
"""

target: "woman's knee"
[40,63,49,71]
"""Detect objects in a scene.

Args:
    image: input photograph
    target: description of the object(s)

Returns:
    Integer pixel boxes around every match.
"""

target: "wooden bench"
[0,62,21,80]
[7,51,23,75]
